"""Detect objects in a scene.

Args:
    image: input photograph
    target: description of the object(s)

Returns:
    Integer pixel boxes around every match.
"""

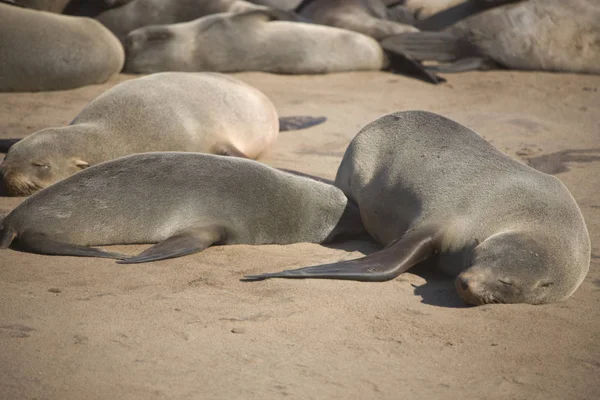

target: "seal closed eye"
[245,111,591,306]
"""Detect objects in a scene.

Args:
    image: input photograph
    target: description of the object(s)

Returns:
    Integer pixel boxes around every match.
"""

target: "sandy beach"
[1,69,599,400]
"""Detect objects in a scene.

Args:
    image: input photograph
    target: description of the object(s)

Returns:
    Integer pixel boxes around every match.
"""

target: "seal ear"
[73,158,90,170]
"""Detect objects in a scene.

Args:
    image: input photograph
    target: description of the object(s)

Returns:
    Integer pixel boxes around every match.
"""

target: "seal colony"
[0,1,124,92]
[0,72,325,196]
[0,152,364,263]
[245,111,591,306]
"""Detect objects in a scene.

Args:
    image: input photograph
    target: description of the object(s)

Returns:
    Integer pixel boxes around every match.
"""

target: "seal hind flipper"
[117,224,228,264]
[0,138,20,153]
[13,231,126,259]
[278,116,327,131]
[244,229,436,282]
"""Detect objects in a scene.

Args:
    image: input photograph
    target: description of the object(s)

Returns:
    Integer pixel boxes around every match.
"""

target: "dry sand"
[0,70,599,400]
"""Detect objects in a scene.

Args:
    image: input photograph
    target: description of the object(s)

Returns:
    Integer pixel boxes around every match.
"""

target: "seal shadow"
[409,260,469,308]
[524,148,600,175]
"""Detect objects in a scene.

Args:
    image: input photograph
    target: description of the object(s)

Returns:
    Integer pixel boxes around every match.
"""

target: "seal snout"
[455,269,500,306]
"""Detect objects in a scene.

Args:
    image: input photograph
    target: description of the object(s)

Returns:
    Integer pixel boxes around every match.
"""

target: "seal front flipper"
[117,224,228,264]
[244,229,437,282]
[8,231,126,259]
[278,116,327,131]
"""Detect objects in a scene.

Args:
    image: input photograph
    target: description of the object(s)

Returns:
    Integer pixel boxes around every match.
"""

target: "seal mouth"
[1,173,45,196]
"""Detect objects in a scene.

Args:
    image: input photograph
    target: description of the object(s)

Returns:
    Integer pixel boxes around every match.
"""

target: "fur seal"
[382,0,600,74]
[0,152,364,264]
[123,8,386,74]
[123,8,442,82]
[295,0,418,40]
[246,111,591,306]
[94,0,296,40]
[0,72,325,196]
[0,3,124,92]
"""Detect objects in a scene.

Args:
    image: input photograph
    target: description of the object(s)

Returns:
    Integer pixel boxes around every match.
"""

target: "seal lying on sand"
[0,153,364,264]
[246,111,591,306]
[0,72,325,196]
[123,8,442,83]
[0,2,124,92]
[382,0,600,74]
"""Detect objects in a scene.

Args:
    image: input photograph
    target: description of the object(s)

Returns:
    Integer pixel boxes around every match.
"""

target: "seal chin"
[455,270,505,305]
[1,173,45,196]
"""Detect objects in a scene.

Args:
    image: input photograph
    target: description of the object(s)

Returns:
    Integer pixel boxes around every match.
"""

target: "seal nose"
[459,276,469,291]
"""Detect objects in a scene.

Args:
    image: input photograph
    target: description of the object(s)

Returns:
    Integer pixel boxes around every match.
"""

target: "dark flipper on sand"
[117,224,227,264]
[278,116,327,131]
[0,138,21,153]
[243,229,437,282]
[9,231,126,259]
[381,46,446,84]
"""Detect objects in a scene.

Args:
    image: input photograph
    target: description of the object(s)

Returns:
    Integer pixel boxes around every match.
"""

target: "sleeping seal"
[294,0,418,40]
[382,0,600,74]
[0,152,364,264]
[0,72,325,196]
[123,8,386,75]
[0,2,124,92]
[123,8,442,82]
[246,111,591,306]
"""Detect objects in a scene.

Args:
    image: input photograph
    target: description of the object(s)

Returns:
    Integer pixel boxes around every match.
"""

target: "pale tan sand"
[0,70,599,400]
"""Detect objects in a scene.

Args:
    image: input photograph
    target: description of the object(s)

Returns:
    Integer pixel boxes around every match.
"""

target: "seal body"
[123,9,386,74]
[446,0,600,73]
[0,153,364,264]
[0,72,280,195]
[295,0,418,40]
[247,111,591,306]
[0,3,124,92]
[383,0,600,74]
